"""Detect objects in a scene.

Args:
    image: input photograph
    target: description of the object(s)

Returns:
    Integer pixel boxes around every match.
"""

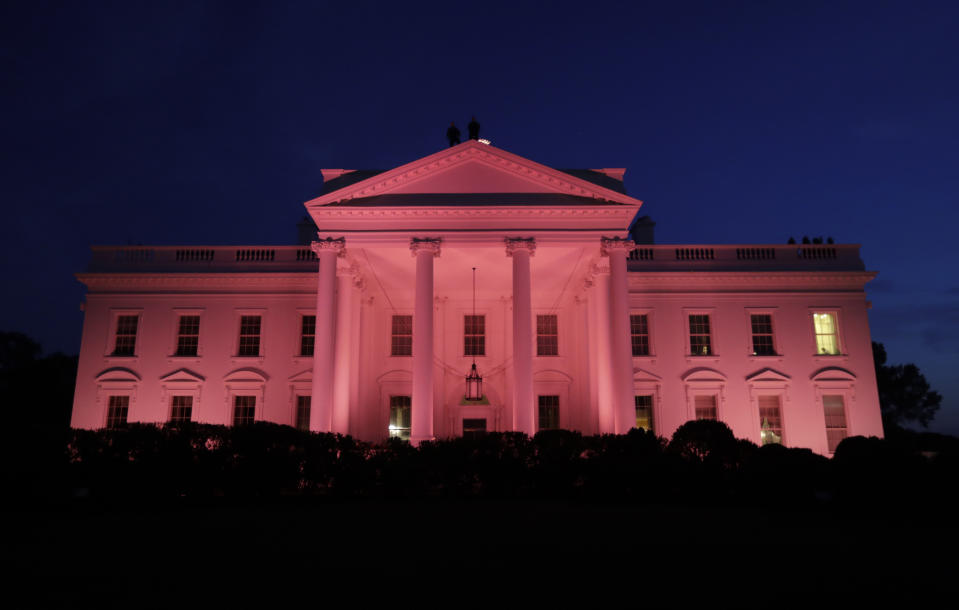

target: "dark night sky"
[3,1,957,434]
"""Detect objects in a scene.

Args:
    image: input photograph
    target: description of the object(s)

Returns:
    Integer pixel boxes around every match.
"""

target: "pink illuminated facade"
[71,140,884,454]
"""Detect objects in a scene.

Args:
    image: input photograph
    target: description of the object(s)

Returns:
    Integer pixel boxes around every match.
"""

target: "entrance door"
[462,418,487,439]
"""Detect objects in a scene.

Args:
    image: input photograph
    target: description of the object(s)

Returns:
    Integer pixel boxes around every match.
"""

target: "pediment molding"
[95,367,141,382]
[159,368,205,383]
[288,369,313,383]
[533,369,573,383]
[224,367,269,383]
[745,368,791,383]
[307,141,643,207]
[633,368,662,382]
[682,367,727,383]
[377,369,412,384]
[811,367,856,382]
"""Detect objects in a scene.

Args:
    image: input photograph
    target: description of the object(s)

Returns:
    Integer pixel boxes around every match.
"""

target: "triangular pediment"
[306,140,643,208]
[746,368,791,383]
[159,368,205,383]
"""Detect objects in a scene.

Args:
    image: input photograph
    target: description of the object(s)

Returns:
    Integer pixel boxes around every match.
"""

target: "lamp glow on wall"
[465,266,483,401]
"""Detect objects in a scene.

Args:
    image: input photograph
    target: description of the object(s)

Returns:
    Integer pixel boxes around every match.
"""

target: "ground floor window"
[169,395,193,423]
[635,395,654,432]
[694,395,717,420]
[823,394,847,453]
[538,395,560,431]
[758,396,783,445]
[295,395,311,431]
[233,395,256,426]
[106,395,129,428]
[389,395,411,441]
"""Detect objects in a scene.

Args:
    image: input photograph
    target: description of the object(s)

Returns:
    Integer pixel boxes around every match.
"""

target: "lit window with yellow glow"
[389,395,411,441]
[813,312,840,355]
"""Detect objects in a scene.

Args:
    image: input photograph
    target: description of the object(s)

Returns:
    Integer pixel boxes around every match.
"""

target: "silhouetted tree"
[873,341,942,428]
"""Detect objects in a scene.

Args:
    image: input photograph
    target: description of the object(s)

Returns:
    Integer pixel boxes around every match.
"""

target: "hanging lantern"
[465,362,483,401]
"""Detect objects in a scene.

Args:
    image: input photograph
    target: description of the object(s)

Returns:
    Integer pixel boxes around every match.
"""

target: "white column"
[332,267,357,435]
[310,237,345,432]
[602,237,636,433]
[507,238,536,436]
[411,238,441,444]
[589,265,614,434]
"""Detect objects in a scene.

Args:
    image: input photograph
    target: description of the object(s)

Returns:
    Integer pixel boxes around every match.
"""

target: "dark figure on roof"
[447,122,461,147]
[468,116,480,140]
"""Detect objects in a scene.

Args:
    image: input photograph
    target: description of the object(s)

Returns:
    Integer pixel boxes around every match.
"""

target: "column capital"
[505,237,536,257]
[600,236,635,257]
[311,237,346,256]
[410,238,442,257]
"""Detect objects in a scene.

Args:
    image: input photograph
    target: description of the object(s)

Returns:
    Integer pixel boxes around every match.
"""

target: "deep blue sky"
[3,1,957,433]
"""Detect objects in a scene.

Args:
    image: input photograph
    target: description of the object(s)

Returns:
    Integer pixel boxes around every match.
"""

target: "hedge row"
[10,420,959,508]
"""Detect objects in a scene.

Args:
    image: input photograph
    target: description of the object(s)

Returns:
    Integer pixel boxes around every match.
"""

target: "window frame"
[757,394,785,446]
[535,313,559,357]
[810,309,844,357]
[634,394,655,432]
[390,313,413,357]
[745,308,779,358]
[537,394,560,431]
[294,395,312,431]
[232,395,257,426]
[105,309,143,359]
[299,313,316,358]
[388,395,412,441]
[168,395,194,424]
[464,313,486,357]
[684,308,717,358]
[170,309,203,359]
[233,309,267,359]
[105,395,130,428]
[630,311,654,358]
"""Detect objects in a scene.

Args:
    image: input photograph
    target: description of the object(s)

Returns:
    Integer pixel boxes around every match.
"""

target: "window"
[538,395,560,431]
[299,315,316,357]
[174,316,200,357]
[630,314,650,356]
[391,315,412,357]
[389,395,411,441]
[758,396,783,445]
[750,314,776,356]
[169,395,193,423]
[295,395,311,431]
[463,418,487,439]
[823,395,847,452]
[694,395,717,420]
[112,315,139,356]
[106,395,129,428]
[813,312,840,355]
[233,395,256,426]
[536,314,558,356]
[635,395,654,431]
[237,316,261,357]
[464,314,485,356]
[688,314,713,356]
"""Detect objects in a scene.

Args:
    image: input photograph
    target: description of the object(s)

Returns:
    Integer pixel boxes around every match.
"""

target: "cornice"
[77,273,318,293]
[310,206,633,219]
[307,141,644,207]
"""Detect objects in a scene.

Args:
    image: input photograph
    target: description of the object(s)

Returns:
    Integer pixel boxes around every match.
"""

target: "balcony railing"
[626,244,864,272]
[88,246,318,273]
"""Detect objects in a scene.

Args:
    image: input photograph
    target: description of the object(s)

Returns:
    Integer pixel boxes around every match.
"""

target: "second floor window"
[175,316,200,357]
[688,314,713,356]
[113,315,139,356]
[464,314,485,356]
[238,316,261,356]
[750,314,775,356]
[391,315,412,356]
[630,314,650,356]
[300,315,316,357]
[813,312,840,355]
[536,314,558,356]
